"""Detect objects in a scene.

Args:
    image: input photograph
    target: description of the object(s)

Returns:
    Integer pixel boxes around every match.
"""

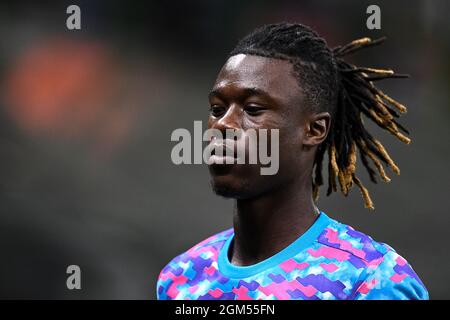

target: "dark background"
[0,0,448,299]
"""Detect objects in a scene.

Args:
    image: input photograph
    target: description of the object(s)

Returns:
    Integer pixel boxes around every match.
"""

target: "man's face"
[208,54,311,199]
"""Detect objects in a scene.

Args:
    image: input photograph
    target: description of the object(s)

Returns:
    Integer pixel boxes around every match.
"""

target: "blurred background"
[0,0,448,299]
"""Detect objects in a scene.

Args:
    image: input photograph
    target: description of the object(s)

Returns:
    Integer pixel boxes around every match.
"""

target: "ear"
[303,112,331,146]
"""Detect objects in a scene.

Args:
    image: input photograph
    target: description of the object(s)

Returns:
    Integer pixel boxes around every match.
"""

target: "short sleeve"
[353,250,429,300]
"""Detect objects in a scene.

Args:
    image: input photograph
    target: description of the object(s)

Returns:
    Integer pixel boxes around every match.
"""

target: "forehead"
[213,54,302,102]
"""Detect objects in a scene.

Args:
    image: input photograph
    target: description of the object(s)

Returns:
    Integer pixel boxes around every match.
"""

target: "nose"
[211,104,242,132]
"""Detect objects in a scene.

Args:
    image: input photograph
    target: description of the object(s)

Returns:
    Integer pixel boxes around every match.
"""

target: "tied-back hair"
[229,23,411,209]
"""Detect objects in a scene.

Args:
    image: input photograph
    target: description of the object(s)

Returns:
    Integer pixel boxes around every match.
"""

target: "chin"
[208,163,272,200]
[210,177,253,199]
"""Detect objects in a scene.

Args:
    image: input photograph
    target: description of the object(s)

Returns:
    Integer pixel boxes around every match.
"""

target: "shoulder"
[159,227,232,274]
[316,216,391,265]
[186,227,234,254]
[316,215,428,300]
[156,228,233,299]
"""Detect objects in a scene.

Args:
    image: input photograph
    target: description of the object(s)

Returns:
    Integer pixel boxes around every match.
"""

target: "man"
[157,23,428,300]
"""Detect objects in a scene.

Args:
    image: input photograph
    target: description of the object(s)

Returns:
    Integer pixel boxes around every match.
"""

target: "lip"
[208,139,238,165]
[210,139,237,157]
[208,155,238,165]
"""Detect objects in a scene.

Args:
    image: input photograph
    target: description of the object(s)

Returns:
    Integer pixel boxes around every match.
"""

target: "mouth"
[208,139,238,165]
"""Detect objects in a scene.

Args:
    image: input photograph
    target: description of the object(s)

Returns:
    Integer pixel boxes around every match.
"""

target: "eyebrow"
[208,87,272,101]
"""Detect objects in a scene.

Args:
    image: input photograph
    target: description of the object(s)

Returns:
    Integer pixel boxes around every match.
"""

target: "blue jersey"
[157,212,428,300]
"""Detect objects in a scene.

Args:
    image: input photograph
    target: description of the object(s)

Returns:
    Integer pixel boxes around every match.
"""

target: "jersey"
[156,211,428,300]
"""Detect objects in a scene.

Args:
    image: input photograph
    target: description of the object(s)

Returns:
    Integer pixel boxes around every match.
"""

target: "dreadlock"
[229,23,411,209]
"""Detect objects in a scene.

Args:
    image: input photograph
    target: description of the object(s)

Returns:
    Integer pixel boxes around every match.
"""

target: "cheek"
[277,126,305,166]
[280,123,304,150]
[207,116,215,129]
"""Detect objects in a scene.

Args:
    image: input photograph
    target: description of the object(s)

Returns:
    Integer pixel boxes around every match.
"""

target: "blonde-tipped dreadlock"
[317,36,410,209]
[230,23,411,209]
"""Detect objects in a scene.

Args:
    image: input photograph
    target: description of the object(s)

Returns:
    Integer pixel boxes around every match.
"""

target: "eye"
[209,104,226,117]
[244,104,266,116]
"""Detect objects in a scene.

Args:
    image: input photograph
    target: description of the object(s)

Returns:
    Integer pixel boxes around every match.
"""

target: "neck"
[230,176,319,266]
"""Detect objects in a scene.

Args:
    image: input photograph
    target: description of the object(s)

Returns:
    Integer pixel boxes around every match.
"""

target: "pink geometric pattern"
[157,212,428,300]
